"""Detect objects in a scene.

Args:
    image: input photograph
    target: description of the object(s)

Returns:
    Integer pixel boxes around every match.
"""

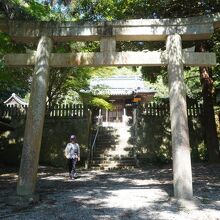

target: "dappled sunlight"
[0,164,219,219]
[131,178,162,186]
[40,176,65,181]
[100,188,169,209]
[1,10,220,219]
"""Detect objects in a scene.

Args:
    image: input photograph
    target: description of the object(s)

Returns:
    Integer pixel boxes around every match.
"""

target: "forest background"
[0,0,219,163]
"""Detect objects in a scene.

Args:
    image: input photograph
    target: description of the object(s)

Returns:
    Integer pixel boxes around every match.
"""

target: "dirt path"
[0,163,219,220]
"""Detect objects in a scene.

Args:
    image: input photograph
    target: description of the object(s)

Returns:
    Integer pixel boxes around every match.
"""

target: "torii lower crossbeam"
[4,51,216,67]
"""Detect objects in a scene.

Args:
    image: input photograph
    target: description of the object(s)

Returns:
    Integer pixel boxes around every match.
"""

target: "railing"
[89,114,104,165]
[0,104,87,119]
[90,125,100,165]
[46,104,86,118]
[145,102,203,117]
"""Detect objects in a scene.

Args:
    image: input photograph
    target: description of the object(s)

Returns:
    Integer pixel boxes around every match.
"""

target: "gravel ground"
[0,163,219,220]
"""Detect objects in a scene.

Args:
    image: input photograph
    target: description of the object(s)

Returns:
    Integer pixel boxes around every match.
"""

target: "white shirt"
[64,143,80,159]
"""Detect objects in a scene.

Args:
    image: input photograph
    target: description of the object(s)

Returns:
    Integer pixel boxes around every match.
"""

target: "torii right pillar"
[166,34,193,200]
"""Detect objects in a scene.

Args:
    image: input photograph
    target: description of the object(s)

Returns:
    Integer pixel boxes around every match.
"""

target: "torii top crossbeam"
[2,13,220,67]
[1,13,220,42]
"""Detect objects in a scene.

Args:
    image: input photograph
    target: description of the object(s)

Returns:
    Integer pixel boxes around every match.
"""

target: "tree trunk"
[195,41,220,163]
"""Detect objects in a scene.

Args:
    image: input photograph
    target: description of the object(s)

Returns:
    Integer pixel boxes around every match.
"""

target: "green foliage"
[0,0,62,103]
[0,0,63,21]
[150,76,169,100]
[184,67,202,100]
[46,67,90,106]
[90,97,112,110]
[1,0,220,111]
[69,41,100,53]
[67,0,220,22]
[0,0,219,165]
[0,116,90,167]
[46,65,116,109]
[89,66,139,77]
[134,105,207,164]
[0,32,31,102]
[12,0,54,20]
[70,0,120,21]
[135,114,172,164]
[0,68,32,102]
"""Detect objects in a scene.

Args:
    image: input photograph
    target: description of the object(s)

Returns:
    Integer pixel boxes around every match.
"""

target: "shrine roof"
[4,93,28,106]
[88,75,156,96]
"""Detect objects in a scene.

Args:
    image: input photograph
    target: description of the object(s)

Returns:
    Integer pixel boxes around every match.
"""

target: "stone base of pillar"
[6,194,39,207]
[170,197,201,211]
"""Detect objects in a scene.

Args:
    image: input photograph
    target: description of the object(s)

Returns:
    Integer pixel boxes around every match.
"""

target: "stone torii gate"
[1,13,220,200]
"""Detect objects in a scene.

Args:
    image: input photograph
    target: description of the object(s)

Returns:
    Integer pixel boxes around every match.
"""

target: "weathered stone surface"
[16,36,52,196]
[4,51,216,67]
[166,34,193,200]
[100,37,116,65]
[6,194,39,207]
[183,52,216,66]
[4,52,36,66]
[0,13,220,42]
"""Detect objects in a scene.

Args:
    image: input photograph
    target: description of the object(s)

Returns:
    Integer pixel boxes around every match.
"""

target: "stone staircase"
[91,122,137,170]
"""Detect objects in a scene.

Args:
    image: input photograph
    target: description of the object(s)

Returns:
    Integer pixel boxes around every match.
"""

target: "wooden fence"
[144,102,203,117]
[0,102,203,119]
[0,104,88,119]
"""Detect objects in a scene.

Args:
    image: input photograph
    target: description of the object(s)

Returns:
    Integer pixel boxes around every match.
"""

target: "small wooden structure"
[89,75,155,122]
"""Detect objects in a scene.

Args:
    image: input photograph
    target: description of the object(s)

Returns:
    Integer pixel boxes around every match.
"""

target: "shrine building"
[89,75,156,122]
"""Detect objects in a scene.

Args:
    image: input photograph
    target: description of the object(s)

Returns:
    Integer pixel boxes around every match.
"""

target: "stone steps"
[91,161,136,170]
[91,124,136,170]
[92,156,136,162]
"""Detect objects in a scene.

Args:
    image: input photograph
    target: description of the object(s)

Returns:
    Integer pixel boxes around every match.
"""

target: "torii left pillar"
[17,36,52,196]
[166,34,193,200]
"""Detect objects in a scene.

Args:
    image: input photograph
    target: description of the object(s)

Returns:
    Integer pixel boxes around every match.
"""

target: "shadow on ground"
[0,163,219,220]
